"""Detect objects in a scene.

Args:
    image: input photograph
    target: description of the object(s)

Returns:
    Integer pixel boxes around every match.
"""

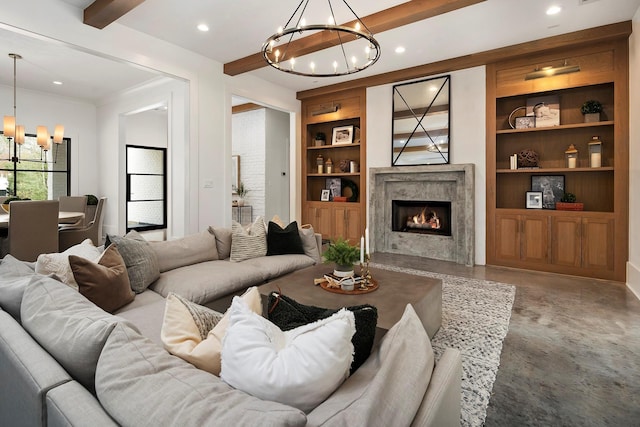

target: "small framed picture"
[531,175,565,209]
[332,125,354,145]
[320,189,331,201]
[515,116,535,129]
[526,191,543,209]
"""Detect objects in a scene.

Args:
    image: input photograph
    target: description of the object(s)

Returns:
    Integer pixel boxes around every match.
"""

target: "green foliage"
[315,132,326,141]
[236,181,249,197]
[85,194,98,205]
[3,197,22,204]
[581,100,603,114]
[323,237,361,266]
[561,192,577,203]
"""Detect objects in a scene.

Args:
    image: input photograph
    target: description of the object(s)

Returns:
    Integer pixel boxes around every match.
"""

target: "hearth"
[392,200,452,236]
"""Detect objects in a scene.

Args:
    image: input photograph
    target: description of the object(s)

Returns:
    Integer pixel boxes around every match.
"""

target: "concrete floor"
[371,252,640,426]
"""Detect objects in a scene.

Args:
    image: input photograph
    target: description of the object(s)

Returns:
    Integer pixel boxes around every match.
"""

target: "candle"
[365,228,370,256]
[568,157,576,168]
[590,152,601,168]
[360,236,364,264]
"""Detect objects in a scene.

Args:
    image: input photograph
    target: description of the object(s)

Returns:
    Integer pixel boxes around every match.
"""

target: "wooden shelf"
[497,167,614,174]
[486,40,628,281]
[497,121,614,134]
[307,143,361,150]
[308,173,361,177]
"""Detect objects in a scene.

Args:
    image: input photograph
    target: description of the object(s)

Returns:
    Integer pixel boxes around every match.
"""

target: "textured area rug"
[370,263,516,427]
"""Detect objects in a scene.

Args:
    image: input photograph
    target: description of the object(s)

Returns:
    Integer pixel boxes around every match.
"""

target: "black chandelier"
[261,0,381,77]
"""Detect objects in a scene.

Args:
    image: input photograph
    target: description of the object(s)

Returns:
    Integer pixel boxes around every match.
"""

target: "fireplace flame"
[409,208,440,229]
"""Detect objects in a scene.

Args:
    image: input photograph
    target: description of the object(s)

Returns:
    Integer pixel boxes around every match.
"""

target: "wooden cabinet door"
[551,216,582,267]
[495,213,521,261]
[333,205,361,243]
[582,217,614,271]
[520,215,549,264]
[304,204,332,239]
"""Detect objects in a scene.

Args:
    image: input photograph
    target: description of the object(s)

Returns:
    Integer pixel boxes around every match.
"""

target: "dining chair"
[58,195,88,228]
[7,200,60,262]
[59,197,106,251]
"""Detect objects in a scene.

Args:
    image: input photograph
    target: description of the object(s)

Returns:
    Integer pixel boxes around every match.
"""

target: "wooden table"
[256,264,442,338]
[0,211,84,228]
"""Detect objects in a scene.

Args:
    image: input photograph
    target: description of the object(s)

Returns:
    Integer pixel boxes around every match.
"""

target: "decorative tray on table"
[317,273,378,295]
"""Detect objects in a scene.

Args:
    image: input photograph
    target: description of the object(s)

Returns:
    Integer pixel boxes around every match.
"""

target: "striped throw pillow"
[230,217,267,262]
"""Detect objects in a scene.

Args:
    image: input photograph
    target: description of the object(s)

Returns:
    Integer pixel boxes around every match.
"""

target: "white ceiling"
[2,0,640,101]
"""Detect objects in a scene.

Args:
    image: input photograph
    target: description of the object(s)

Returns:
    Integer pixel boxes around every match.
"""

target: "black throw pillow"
[267,292,378,374]
[266,221,305,256]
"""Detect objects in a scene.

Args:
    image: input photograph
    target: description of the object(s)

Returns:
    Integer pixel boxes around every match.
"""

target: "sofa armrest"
[314,233,323,262]
[47,381,118,427]
[411,348,462,427]
[0,310,72,427]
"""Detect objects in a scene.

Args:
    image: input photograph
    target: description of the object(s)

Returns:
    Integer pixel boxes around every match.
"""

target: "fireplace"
[392,200,452,236]
[370,164,475,266]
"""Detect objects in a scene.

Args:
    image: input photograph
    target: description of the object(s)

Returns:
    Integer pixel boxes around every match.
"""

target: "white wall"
[232,109,266,219]
[628,8,640,298]
[97,78,188,239]
[225,74,301,223]
[366,66,487,265]
[0,84,98,197]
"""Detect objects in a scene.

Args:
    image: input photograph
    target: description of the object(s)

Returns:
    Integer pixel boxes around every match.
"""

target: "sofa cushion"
[105,230,160,293]
[114,290,166,346]
[96,322,307,427]
[209,226,232,259]
[35,239,102,289]
[299,225,321,263]
[230,217,267,262]
[162,287,261,375]
[267,292,377,374]
[240,254,315,281]
[150,260,265,305]
[46,381,118,427]
[266,221,305,256]
[306,304,435,427]
[20,274,132,392]
[69,244,135,313]
[0,309,73,427]
[0,255,36,321]
[221,297,355,413]
[151,230,219,273]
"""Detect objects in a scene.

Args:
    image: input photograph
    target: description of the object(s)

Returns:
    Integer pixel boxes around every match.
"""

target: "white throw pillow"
[161,287,262,376]
[35,239,102,289]
[220,296,356,413]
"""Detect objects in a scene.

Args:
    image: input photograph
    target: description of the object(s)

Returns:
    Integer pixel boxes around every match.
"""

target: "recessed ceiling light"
[395,46,406,54]
[546,5,562,15]
[53,81,62,85]
[197,23,209,32]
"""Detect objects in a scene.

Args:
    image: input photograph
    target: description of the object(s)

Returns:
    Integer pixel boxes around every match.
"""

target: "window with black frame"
[126,145,167,232]
[0,133,70,199]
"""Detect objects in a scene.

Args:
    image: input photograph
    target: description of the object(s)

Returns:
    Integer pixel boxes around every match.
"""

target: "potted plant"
[556,192,584,211]
[1,196,28,214]
[236,181,249,206]
[314,132,326,147]
[323,237,361,277]
[581,100,603,123]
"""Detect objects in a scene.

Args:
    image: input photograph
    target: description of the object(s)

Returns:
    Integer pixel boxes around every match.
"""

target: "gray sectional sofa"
[0,226,462,426]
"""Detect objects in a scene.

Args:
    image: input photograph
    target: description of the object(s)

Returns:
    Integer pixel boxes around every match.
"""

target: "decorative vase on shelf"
[236,198,245,207]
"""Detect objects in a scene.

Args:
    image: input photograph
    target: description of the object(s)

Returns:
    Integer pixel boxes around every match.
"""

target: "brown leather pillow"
[69,245,134,313]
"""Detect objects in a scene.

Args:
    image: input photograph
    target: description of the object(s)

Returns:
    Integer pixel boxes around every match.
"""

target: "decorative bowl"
[1,204,9,214]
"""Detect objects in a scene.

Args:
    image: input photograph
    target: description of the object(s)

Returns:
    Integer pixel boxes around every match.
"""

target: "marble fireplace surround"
[370,164,475,266]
